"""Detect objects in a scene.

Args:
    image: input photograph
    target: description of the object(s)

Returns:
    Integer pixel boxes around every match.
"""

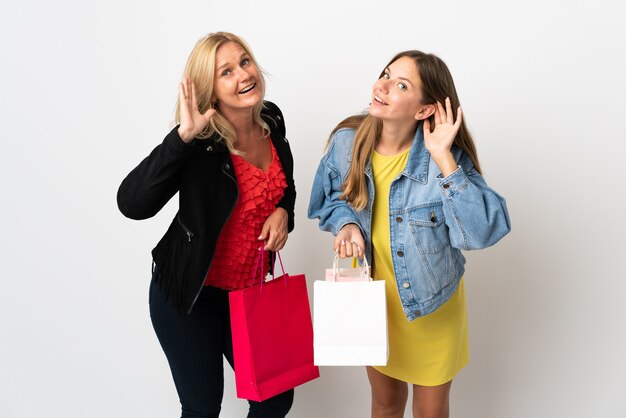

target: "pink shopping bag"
[325,253,371,282]
[229,251,319,401]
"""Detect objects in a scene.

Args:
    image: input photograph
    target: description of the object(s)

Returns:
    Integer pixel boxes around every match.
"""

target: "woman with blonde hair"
[308,50,510,418]
[118,32,296,417]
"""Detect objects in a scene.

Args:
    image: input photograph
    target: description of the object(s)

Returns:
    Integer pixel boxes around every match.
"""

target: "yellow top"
[370,148,468,386]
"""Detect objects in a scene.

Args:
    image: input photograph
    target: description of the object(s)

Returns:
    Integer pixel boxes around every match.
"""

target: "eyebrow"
[384,67,414,86]
[217,53,249,72]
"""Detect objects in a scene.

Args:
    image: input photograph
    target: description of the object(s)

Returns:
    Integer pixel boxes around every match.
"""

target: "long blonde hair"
[175,32,269,152]
[332,50,482,210]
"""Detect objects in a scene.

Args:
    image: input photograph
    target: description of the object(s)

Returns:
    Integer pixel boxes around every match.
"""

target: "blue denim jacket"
[308,123,511,320]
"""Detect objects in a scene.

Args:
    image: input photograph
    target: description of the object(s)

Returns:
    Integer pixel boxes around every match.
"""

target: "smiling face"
[212,41,263,113]
[369,56,434,123]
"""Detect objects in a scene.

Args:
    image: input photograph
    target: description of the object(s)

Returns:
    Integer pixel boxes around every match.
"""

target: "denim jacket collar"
[364,121,430,184]
[402,121,431,184]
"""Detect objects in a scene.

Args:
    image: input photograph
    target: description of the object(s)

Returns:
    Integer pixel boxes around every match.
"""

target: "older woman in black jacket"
[118,32,295,418]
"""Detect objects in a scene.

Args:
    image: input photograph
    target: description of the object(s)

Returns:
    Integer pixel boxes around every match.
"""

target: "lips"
[238,83,256,94]
[373,94,388,105]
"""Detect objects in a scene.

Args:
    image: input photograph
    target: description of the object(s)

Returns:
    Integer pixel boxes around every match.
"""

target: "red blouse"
[204,139,287,290]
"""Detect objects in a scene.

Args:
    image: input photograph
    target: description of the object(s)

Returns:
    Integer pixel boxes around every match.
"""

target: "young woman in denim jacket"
[308,51,510,418]
[118,32,295,417]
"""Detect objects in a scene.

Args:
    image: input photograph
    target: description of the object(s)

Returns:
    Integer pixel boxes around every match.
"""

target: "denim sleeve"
[307,157,362,236]
[438,153,511,250]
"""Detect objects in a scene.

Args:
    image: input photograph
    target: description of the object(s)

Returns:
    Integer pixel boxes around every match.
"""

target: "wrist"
[341,223,360,233]
[429,149,453,160]
[177,127,194,143]
[430,151,457,177]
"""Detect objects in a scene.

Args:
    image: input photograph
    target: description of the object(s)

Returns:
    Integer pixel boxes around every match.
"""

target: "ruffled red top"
[204,139,287,290]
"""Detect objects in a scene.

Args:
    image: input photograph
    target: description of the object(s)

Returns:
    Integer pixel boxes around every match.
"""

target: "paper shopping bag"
[314,256,388,366]
[229,253,319,401]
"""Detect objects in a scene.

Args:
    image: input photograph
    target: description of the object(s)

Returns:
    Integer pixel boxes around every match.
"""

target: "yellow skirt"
[371,277,469,386]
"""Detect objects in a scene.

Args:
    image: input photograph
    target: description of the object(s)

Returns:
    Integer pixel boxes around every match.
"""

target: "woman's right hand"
[334,223,365,259]
[177,75,217,143]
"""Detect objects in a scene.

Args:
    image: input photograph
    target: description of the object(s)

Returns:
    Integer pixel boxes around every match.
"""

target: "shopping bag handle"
[270,251,287,281]
[252,246,266,287]
[331,252,370,282]
[252,248,289,292]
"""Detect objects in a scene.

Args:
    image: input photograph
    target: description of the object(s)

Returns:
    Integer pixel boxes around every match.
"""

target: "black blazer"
[117,101,295,314]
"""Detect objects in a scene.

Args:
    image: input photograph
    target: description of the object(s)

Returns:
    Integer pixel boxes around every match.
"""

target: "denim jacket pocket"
[407,203,449,254]
[328,167,341,183]
[327,167,346,200]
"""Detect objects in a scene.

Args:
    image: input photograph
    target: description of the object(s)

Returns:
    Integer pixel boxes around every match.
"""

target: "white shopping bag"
[314,255,388,366]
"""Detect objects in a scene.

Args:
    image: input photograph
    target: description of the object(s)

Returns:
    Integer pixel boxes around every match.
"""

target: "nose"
[374,78,389,94]
[235,66,251,82]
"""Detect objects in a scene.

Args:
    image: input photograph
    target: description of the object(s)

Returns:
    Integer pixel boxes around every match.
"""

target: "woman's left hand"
[258,207,289,251]
[423,97,462,155]
[423,97,462,176]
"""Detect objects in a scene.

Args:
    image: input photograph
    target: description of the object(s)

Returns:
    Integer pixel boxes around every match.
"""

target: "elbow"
[459,217,511,251]
[116,187,132,218]
[483,205,512,247]
[117,196,141,220]
[117,188,153,221]
[482,225,511,249]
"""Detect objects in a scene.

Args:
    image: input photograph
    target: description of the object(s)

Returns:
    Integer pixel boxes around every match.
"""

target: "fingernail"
[341,240,345,245]
[258,235,263,239]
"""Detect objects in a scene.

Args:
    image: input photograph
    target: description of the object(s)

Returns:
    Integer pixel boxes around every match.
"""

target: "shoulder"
[323,128,356,172]
[262,100,285,136]
[325,127,355,154]
[262,100,283,121]
[263,99,278,111]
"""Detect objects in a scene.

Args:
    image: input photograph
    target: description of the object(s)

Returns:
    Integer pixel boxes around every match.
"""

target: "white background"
[1,0,625,417]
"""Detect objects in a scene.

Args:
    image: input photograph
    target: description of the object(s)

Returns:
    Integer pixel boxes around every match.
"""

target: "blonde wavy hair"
[175,32,269,152]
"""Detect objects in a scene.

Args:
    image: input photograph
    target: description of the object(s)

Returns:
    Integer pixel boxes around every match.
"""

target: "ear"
[414,104,435,121]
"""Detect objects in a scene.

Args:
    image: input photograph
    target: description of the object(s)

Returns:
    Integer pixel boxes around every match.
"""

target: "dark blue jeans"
[149,277,294,418]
